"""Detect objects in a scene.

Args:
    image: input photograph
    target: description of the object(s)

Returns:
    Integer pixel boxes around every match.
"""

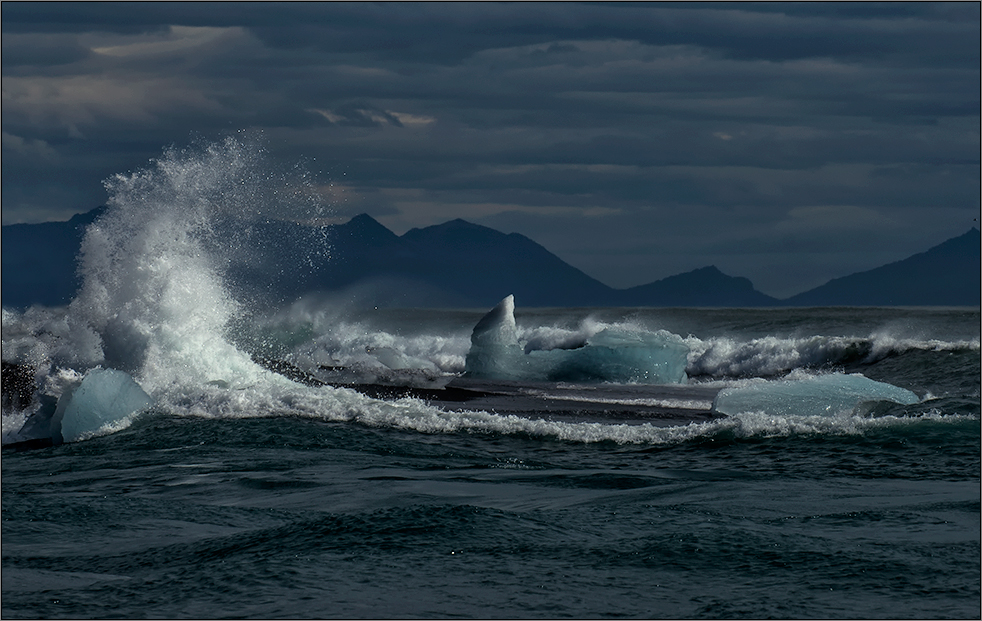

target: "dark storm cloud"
[2,2,978,297]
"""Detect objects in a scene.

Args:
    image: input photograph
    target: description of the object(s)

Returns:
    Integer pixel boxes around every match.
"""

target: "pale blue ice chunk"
[536,328,689,384]
[711,373,920,417]
[51,368,153,443]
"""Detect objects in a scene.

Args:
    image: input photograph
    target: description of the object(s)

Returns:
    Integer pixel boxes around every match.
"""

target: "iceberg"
[464,295,689,384]
[464,295,527,380]
[711,373,920,418]
[50,368,153,443]
[537,328,689,384]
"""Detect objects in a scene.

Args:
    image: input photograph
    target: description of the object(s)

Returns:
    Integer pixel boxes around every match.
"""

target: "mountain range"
[1,207,978,309]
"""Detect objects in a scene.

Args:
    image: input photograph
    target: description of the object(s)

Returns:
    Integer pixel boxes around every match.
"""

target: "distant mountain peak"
[341,213,399,242]
[348,213,380,224]
[345,213,389,230]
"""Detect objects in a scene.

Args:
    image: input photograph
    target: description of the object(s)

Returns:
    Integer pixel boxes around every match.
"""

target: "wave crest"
[686,333,979,379]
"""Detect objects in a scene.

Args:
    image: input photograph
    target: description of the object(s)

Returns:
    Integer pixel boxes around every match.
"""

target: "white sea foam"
[684,332,979,379]
[146,376,975,446]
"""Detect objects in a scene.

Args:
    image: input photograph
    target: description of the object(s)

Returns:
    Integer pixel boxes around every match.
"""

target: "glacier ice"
[50,368,153,443]
[711,373,920,418]
[464,295,689,384]
[535,328,689,383]
[464,295,527,380]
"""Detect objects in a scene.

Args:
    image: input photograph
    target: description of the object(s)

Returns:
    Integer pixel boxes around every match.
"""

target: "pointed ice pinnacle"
[465,295,526,380]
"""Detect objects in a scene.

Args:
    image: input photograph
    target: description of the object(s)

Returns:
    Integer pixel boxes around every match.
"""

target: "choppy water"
[2,136,979,618]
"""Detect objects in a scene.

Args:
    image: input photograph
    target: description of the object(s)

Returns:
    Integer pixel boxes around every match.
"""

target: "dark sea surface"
[3,305,979,619]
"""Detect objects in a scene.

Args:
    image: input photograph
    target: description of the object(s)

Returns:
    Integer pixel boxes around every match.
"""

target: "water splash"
[63,134,331,392]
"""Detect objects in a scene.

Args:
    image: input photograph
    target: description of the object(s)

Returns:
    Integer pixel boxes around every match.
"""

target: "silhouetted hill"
[618,266,780,307]
[395,219,613,307]
[786,228,980,307]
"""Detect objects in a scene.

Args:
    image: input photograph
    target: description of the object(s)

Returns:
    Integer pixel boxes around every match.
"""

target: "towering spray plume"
[64,134,332,391]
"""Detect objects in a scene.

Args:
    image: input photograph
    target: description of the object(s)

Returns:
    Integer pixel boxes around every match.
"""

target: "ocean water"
[2,137,979,619]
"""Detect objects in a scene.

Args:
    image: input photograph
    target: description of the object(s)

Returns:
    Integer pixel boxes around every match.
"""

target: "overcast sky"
[2,2,979,298]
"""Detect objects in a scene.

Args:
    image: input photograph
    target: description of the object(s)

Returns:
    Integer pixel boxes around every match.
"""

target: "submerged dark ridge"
[249,354,723,425]
[358,379,722,427]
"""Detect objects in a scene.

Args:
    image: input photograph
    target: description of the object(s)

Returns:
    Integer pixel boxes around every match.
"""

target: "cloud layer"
[2,2,978,297]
